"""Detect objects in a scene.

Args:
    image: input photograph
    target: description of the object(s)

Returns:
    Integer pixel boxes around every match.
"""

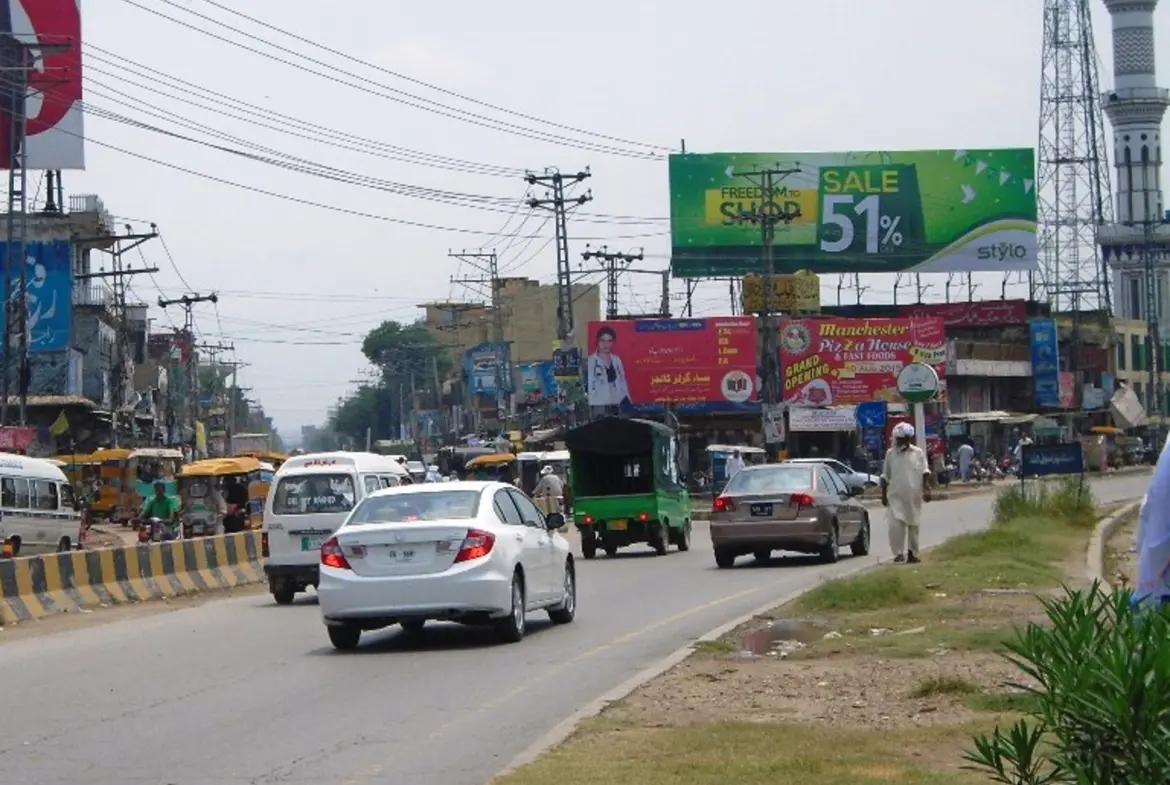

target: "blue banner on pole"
[1020,443,1084,478]
[855,401,887,428]
[1,240,72,353]
[1029,318,1060,408]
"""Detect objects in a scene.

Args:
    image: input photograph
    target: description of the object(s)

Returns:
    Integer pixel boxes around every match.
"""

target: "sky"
[67,0,1170,443]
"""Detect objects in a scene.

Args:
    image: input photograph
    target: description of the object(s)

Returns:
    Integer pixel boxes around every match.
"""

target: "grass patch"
[796,569,929,613]
[910,675,979,699]
[494,721,988,785]
[794,479,1098,620]
[964,691,1042,714]
[692,639,736,655]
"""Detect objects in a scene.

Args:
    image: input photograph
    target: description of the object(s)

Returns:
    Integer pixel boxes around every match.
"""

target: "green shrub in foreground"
[993,477,1096,528]
[965,585,1170,785]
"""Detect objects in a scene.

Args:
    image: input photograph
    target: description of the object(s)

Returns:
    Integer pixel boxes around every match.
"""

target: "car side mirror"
[850,485,865,497]
[545,512,566,529]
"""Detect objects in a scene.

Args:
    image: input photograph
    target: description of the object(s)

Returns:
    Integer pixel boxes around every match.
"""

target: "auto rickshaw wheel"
[581,534,597,560]
[650,522,669,556]
[676,521,692,552]
[272,585,296,605]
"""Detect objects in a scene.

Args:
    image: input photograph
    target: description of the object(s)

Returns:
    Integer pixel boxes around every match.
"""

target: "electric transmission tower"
[1035,0,1113,315]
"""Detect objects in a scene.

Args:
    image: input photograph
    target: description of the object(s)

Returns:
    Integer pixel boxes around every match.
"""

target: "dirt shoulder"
[495,485,1134,785]
[1104,506,1141,589]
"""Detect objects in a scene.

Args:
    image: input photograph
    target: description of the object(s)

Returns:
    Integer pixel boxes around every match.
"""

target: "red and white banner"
[0,425,34,451]
[0,0,84,170]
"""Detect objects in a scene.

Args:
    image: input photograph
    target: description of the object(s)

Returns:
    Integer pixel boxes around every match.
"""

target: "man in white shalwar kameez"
[1134,433,1170,607]
[881,422,933,563]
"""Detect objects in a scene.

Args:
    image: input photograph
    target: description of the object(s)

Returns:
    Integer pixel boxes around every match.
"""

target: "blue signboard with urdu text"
[1020,443,1084,478]
[0,240,72,353]
[1029,318,1060,408]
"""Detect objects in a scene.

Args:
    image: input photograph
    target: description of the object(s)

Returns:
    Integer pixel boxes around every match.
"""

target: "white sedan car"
[318,481,576,650]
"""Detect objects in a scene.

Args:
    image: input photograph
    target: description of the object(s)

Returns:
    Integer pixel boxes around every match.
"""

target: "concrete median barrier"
[0,532,265,625]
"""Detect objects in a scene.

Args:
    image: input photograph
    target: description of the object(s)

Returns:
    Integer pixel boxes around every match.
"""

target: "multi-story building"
[1112,317,1170,418]
[419,278,601,366]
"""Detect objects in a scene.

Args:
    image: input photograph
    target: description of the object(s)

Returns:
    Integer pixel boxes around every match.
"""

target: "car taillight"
[712,496,736,513]
[636,512,650,522]
[454,528,495,563]
[261,532,269,558]
[321,537,351,570]
[791,493,815,507]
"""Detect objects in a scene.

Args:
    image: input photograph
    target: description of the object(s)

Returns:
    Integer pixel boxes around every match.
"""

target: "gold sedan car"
[709,463,870,569]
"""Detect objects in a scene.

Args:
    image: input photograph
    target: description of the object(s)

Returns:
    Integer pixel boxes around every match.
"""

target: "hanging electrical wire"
[117,0,668,159]
[187,0,673,153]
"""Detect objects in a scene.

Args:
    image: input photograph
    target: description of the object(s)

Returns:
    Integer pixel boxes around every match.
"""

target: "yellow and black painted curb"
[0,532,265,625]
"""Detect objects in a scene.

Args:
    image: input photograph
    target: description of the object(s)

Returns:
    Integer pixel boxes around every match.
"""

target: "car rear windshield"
[724,467,814,495]
[272,474,356,515]
[348,490,481,524]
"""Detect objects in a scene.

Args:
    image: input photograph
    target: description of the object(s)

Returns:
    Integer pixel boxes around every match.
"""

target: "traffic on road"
[0,471,1149,785]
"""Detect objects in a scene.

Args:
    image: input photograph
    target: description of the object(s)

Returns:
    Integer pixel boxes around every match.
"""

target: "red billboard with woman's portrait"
[585,318,758,408]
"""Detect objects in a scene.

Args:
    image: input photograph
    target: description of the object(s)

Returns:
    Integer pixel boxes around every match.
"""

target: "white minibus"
[0,453,84,556]
[262,452,411,604]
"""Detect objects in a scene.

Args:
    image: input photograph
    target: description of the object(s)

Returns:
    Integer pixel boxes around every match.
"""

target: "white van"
[263,452,411,604]
[0,453,83,556]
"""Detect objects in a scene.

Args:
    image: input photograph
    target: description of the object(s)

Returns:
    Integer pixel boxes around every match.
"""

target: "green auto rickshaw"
[566,416,691,559]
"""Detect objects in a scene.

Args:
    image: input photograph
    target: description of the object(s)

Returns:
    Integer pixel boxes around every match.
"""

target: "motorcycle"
[137,516,181,543]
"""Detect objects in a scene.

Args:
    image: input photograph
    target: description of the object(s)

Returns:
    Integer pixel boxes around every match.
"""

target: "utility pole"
[73,228,160,444]
[581,245,643,319]
[0,34,71,426]
[733,165,802,411]
[526,168,591,343]
[159,293,218,451]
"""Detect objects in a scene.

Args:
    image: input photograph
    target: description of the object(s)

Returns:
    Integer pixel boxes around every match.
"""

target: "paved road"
[0,473,1149,785]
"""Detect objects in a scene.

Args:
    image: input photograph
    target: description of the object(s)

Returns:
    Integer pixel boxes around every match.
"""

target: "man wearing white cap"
[881,422,933,563]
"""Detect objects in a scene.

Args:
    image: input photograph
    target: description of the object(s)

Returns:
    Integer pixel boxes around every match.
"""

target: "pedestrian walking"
[881,422,933,563]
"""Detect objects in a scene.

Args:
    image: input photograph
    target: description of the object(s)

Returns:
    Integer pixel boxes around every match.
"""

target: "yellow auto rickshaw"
[88,448,132,523]
[123,448,185,522]
[237,450,290,472]
[177,456,266,537]
[464,452,518,483]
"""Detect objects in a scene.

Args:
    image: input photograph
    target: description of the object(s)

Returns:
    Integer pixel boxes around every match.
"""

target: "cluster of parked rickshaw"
[54,447,290,541]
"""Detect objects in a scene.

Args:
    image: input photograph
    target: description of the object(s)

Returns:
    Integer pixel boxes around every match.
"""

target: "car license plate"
[609,519,627,531]
[301,534,326,551]
[386,548,416,562]
[750,503,773,517]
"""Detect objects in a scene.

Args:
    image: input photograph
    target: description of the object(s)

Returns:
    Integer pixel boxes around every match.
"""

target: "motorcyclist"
[140,481,180,540]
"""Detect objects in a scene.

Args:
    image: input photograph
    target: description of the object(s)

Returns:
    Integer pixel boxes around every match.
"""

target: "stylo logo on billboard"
[976,243,1029,262]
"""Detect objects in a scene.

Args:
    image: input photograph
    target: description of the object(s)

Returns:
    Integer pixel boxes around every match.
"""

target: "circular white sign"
[720,370,754,403]
[896,363,940,403]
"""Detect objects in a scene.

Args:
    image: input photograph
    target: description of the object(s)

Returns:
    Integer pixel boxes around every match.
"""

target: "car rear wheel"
[819,523,840,564]
[56,537,71,553]
[714,548,736,569]
[851,513,871,557]
[548,563,576,624]
[400,619,426,633]
[494,573,526,643]
[328,624,361,651]
[754,550,771,563]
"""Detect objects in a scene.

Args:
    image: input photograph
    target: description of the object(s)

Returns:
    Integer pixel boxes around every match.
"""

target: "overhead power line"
[30,107,669,242]
[186,0,673,153]
[84,45,524,178]
[118,0,666,159]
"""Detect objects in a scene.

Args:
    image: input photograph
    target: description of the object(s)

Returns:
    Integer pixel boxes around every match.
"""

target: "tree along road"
[0,473,1149,785]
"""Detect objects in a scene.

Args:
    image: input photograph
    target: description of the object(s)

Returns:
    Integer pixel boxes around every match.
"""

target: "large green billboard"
[668,149,1037,277]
